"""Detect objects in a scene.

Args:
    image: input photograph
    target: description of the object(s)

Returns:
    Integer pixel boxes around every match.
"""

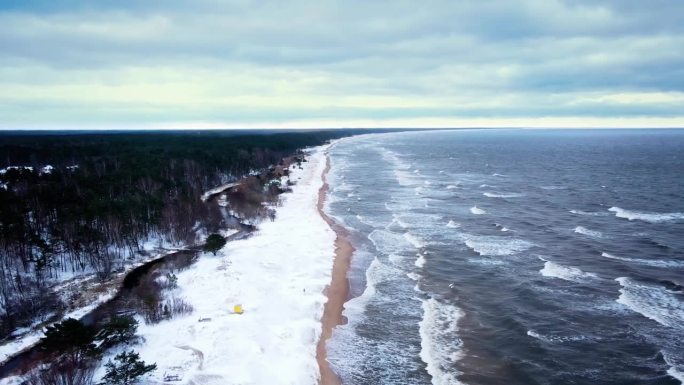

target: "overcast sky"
[1,0,683,129]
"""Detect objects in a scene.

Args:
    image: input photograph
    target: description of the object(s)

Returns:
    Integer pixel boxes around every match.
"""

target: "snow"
[201,182,241,202]
[0,246,184,372]
[40,165,54,175]
[0,166,33,175]
[0,291,114,368]
[130,146,335,385]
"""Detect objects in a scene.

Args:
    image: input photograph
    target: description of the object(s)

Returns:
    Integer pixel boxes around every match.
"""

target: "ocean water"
[325,129,684,385]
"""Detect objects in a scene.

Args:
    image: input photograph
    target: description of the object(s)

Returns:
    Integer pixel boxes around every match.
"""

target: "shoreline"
[316,150,354,385]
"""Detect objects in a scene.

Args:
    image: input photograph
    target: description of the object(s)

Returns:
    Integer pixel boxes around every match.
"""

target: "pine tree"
[203,233,226,255]
[95,315,138,349]
[39,318,99,363]
[100,350,156,385]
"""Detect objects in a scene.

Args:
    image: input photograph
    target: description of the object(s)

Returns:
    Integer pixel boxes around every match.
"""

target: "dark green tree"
[95,315,138,349]
[203,233,226,255]
[39,318,99,363]
[100,350,156,385]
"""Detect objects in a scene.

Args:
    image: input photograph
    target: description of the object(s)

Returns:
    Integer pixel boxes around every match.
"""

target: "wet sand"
[316,151,353,385]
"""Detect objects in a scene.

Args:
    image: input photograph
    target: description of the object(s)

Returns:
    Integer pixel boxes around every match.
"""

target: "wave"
[539,258,598,283]
[460,234,534,257]
[540,185,567,190]
[569,209,608,216]
[608,207,684,223]
[446,220,460,228]
[446,184,460,190]
[419,298,465,385]
[415,253,426,268]
[470,206,486,215]
[574,226,603,238]
[601,252,684,268]
[483,192,524,198]
[369,229,413,255]
[526,330,589,343]
[663,351,684,384]
[615,277,684,329]
[404,232,425,249]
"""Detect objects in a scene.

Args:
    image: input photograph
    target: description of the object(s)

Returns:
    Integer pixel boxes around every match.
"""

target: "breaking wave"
[470,206,486,215]
[609,207,684,223]
[460,234,534,257]
[483,192,524,198]
[601,252,684,268]
[419,298,465,385]
[615,277,684,329]
[574,226,603,238]
[539,257,598,282]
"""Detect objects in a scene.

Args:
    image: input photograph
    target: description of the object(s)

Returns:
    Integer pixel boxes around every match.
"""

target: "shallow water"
[326,129,684,385]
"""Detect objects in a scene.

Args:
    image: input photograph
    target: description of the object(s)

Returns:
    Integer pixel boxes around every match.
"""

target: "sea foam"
[470,206,486,215]
[483,192,524,198]
[446,220,460,228]
[615,277,684,329]
[539,257,598,282]
[419,298,465,385]
[415,253,427,268]
[609,207,684,223]
[601,252,684,268]
[461,234,534,257]
[574,226,603,238]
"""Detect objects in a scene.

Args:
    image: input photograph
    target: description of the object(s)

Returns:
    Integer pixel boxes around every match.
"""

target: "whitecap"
[369,230,413,255]
[609,207,684,223]
[601,252,684,268]
[539,257,598,282]
[403,232,425,249]
[446,220,460,228]
[540,185,567,190]
[574,226,603,238]
[460,234,534,257]
[663,351,684,383]
[483,192,524,198]
[419,298,465,385]
[615,277,684,329]
[470,206,486,215]
[569,209,607,216]
[527,330,589,343]
[446,185,459,190]
[466,258,505,266]
[415,253,426,268]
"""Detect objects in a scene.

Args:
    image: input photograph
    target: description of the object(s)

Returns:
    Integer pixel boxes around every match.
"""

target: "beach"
[316,151,354,385]
[108,146,338,384]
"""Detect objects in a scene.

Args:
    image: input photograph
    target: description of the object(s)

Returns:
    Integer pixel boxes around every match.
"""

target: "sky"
[1,0,683,129]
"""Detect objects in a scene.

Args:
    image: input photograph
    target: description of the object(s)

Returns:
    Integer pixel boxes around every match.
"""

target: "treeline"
[0,129,356,337]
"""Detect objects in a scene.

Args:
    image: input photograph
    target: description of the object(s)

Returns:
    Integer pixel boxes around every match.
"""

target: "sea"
[324,129,684,385]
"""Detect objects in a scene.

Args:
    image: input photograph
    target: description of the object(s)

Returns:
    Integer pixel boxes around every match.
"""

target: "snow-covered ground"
[0,245,184,372]
[0,291,115,372]
[127,146,335,385]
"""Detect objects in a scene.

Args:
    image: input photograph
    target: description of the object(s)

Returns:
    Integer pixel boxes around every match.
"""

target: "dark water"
[325,129,684,385]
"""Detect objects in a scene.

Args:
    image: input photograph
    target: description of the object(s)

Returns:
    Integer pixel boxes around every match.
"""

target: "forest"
[0,129,361,338]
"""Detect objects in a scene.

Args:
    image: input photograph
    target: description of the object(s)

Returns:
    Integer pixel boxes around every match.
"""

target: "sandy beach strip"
[316,151,354,385]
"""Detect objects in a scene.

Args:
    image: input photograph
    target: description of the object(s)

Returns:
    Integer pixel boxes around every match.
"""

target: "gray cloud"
[1,0,683,127]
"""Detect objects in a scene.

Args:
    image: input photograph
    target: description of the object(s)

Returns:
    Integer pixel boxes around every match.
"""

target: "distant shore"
[316,151,354,385]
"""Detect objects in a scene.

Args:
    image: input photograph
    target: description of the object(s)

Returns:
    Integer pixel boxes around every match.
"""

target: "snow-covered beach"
[127,146,337,384]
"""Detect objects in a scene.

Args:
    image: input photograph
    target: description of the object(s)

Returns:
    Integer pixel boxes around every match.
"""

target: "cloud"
[0,0,683,128]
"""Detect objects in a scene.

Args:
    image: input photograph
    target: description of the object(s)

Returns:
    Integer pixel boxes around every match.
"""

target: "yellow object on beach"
[233,304,244,314]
